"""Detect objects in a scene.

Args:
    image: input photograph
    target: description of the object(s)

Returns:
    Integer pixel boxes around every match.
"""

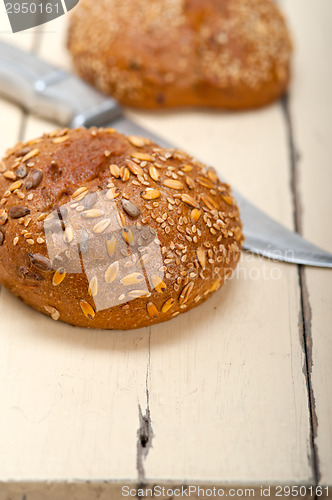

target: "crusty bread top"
[67,0,292,108]
[0,127,243,328]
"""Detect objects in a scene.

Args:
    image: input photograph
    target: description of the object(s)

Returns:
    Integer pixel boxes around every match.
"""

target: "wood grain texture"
[0,0,331,496]
[281,0,332,486]
[134,105,311,483]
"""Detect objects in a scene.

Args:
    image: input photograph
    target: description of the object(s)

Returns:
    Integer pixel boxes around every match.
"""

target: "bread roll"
[0,128,243,329]
[67,0,292,110]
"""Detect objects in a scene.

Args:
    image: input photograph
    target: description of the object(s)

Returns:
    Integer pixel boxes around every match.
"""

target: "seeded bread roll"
[0,128,243,329]
[67,0,292,110]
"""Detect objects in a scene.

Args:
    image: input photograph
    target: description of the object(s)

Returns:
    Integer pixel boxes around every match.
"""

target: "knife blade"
[0,41,331,268]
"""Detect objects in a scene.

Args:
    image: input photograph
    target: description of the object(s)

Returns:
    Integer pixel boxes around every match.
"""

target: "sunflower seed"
[81,209,105,219]
[179,281,194,304]
[151,275,167,293]
[29,253,52,271]
[19,266,43,280]
[147,301,159,318]
[0,231,4,246]
[83,192,98,209]
[25,169,43,190]
[93,219,112,234]
[16,165,28,178]
[196,246,206,269]
[52,267,66,286]
[161,297,175,313]
[105,261,119,283]
[142,189,160,200]
[9,206,30,218]
[80,300,95,319]
[14,147,30,158]
[106,235,117,256]
[121,199,141,218]
[121,272,144,286]
[88,276,98,297]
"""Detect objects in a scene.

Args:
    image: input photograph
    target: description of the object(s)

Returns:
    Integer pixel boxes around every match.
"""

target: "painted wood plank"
[132,104,312,483]
[281,0,332,486]
[0,86,149,489]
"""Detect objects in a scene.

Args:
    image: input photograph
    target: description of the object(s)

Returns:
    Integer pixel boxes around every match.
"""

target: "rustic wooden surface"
[0,1,331,498]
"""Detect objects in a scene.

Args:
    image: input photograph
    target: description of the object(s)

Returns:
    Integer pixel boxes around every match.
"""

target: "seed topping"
[25,169,43,190]
[121,199,141,218]
[121,272,144,286]
[106,235,117,256]
[93,218,112,234]
[147,301,159,318]
[80,300,95,319]
[151,275,167,293]
[149,165,159,181]
[44,305,60,321]
[196,247,206,269]
[142,189,160,200]
[81,209,105,219]
[105,261,119,283]
[179,281,194,305]
[161,298,175,313]
[52,267,66,286]
[28,253,52,271]
[163,179,184,190]
[181,193,199,208]
[190,208,201,222]
[88,276,98,297]
[9,206,30,219]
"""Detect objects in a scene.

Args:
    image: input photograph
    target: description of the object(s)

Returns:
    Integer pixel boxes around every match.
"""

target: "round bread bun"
[0,128,243,329]
[67,0,292,110]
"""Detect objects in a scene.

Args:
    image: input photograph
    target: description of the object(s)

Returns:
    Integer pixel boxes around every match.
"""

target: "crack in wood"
[281,94,320,485]
[136,328,153,485]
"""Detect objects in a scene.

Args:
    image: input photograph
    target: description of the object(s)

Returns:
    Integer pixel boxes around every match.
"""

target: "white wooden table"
[0,1,331,499]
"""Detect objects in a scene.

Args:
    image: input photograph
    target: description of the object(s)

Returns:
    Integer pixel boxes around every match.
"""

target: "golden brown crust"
[67,0,292,110]
[0,128,243,329]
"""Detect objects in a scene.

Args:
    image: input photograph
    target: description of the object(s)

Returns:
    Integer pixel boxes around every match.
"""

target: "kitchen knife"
[0,41,331,268]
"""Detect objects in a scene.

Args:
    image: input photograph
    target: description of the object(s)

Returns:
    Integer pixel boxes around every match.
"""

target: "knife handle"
[0,41,122,128]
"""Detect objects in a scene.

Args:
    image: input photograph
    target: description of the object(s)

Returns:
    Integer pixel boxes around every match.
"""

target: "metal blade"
[113,115,332,268]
